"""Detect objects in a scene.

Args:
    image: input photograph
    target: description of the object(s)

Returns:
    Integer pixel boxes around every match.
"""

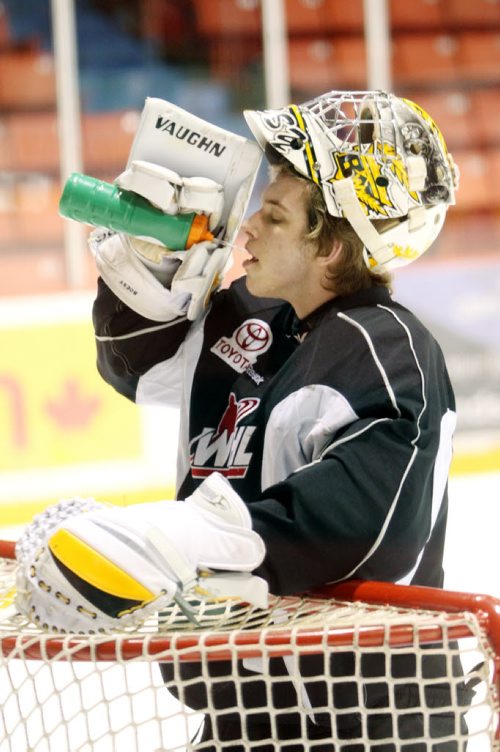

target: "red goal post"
[0,539,499,751]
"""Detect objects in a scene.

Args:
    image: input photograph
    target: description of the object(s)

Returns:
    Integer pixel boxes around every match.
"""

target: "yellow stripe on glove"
[48,528,156,602]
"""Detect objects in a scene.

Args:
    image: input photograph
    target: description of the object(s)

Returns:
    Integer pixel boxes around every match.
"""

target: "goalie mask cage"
[0,540,498,752]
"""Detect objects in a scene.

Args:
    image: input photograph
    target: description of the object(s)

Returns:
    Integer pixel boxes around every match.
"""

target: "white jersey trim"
[324,305,428,582]
[378,304,428,446]
[397,408,456,586]
[337,311,401,417]
[95,317,188,342]
[261,384,358,489]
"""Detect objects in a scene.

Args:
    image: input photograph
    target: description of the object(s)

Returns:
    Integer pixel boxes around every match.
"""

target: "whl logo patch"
[211,318,272,375]
[190,393,260,478]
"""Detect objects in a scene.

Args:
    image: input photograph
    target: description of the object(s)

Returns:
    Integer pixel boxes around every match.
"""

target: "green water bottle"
[59,172,214,250]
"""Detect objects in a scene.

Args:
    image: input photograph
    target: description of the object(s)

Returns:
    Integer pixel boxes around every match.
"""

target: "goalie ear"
[316,239,343,268]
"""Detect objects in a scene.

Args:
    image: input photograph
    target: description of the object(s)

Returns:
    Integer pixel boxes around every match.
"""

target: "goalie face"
[244,90,459,270]
[242,173,324,314]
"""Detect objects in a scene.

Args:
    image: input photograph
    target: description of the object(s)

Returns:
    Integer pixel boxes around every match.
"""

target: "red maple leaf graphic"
[45,379,102,430]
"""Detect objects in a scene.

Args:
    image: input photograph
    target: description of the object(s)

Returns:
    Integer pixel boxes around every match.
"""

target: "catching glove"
[15,473,267,633]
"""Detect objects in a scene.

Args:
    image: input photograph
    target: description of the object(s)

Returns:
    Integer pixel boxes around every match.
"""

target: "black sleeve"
[250,414,441,594]
[92,277,192,401]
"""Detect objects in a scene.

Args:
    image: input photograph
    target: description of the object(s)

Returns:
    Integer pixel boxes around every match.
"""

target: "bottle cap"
[186,214,214,248]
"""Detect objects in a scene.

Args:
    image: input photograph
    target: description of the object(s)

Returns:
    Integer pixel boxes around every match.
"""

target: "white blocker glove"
[14,473,267,633]
[171,240,231,321]
[90,229,189,322]
[91,160,231,321]
[91,230,229,323]
[115,160,224,229]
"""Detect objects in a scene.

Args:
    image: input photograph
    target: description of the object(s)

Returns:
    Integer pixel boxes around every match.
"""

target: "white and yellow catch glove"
[15,473,267,633]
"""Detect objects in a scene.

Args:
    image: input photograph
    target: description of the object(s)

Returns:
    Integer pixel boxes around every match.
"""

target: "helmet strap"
[333,178,394,268]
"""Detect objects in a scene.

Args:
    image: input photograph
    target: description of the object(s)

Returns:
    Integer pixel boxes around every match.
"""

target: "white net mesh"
[0,554,498,751]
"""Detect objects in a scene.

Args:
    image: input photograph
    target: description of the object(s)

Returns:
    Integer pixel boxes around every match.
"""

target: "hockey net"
[0,540,498,752]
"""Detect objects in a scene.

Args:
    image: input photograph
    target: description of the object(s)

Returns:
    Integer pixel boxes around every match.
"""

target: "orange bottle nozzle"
[186,214,214,248]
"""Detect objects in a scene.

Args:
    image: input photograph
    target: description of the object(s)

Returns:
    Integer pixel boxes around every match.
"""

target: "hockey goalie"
[14,89,474,748]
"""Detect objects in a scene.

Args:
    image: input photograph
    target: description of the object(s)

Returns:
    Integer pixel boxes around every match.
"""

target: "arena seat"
[471,88,500,149]
[207,37,262,81]
[0,176,63,249]
[485,147,500,208]
[0,3,10,50]
[0,110,138,176]
[393,32,500,89]
[451,150,491,211]
[389,0,446,30]
[192,0,261,36]
[82,110,139,175]
[289,36,366,94]
[139,0,192,45]
[0,120,10,172]
[457,32,500,84]
[446,0,500,28]
[0,49,56,110]
[192,0,498,37]
[193,0,365,37]
[392,33,459,86]
[285,0,364,34]
[2,112,59,173]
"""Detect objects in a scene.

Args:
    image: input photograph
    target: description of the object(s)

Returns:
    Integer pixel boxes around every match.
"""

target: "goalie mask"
[244,90,459,270]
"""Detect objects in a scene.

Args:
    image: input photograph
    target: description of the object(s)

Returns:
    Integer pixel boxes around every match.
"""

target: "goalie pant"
[93,274,472,746]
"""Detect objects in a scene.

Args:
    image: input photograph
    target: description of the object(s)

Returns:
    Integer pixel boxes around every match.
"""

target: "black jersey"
[93,274,456,596]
